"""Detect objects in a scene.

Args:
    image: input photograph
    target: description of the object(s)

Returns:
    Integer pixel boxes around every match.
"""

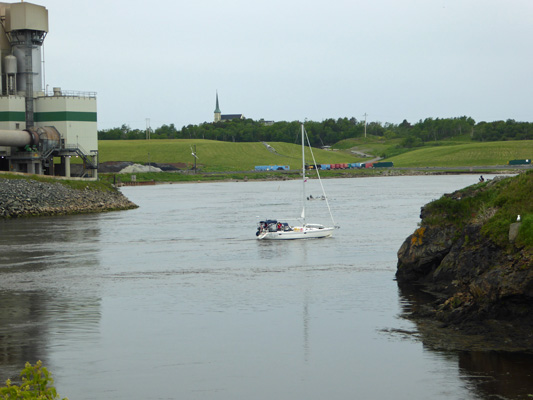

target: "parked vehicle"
[508,159,531,165]
[255,165,290,171]
[373,162,394,168]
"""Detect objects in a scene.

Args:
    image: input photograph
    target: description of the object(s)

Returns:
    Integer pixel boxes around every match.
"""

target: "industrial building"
[0,1,97,178]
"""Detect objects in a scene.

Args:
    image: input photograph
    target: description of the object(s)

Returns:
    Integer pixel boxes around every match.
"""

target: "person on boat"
[277,222,282,231]
[479,175,484,182]
[257,221,268,235]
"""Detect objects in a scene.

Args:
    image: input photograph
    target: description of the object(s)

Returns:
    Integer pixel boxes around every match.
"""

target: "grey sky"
[41,0,532,130]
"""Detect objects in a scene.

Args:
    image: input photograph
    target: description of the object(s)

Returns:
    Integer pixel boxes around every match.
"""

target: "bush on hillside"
[421,171,533,249]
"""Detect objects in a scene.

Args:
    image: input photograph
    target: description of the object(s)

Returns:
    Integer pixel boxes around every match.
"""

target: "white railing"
[40,90,97,98]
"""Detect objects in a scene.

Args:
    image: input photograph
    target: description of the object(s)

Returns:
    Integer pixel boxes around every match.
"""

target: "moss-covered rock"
[397,171,533,351]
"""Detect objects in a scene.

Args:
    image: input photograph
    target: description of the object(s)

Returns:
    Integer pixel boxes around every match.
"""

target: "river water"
[1,175,532,399]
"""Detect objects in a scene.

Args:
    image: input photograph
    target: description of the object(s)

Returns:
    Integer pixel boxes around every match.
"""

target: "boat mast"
[301,123,306,224]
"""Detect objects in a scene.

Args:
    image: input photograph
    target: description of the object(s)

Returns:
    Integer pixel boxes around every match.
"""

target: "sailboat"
[256,124,337,240]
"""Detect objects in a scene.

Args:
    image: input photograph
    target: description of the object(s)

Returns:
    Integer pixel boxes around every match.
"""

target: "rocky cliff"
[396,172,533,352]
[0,176,138,218]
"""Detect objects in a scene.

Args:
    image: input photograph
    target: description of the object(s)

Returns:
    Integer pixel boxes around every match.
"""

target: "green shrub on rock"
[0,361,67,400]
[517,214,533,247]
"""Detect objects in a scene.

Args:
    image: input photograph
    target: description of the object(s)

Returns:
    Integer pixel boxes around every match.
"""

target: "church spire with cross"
[214,91,221,122]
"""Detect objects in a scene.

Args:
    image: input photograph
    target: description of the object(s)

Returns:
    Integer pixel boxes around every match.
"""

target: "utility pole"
[193,145,197,173]
[191,145,198,174]
[146,118,151,140]
[363,113,368,138]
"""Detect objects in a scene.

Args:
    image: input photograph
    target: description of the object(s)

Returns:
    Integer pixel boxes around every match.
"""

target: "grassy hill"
[334,135,403,156]
[334,135,533,167]
[98,139,363,172]
[97,138,533,174]
[387,141,533,167]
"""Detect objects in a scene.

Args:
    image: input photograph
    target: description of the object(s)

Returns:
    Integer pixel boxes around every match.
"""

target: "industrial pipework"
[0,2,98,178]
[0,126,60,149]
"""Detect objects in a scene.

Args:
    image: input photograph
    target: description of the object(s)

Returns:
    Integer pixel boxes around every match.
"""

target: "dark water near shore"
[1,175,532,399]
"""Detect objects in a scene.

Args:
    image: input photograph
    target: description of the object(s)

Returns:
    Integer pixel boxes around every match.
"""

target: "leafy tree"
[98,127,122,140]
[154,124,178,139]
[399,119,412,129]
[0,361,67,400]
[97,116,533,148]
[400,135,423,148]
[366,121,385,137]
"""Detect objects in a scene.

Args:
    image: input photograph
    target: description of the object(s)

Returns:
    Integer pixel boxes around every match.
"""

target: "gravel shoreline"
[0,178,138,218]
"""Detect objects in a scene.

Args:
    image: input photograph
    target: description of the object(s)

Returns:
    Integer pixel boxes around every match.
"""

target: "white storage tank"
[4,54,17,94]
[4,55,17,75]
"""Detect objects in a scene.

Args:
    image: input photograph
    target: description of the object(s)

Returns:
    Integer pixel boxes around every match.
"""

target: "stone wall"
[0,178,138,218]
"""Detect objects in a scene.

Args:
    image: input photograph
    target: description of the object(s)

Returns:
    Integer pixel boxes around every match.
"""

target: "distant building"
[214,92,244,123]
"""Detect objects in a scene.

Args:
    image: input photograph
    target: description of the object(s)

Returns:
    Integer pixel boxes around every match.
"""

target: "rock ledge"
[396,173,533,352]
[0,177,138,218]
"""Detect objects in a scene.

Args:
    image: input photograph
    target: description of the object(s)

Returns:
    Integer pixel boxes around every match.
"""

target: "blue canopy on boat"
[259,220,278,225]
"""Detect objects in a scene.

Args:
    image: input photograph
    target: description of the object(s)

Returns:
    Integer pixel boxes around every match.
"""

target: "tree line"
[98,117,533,148]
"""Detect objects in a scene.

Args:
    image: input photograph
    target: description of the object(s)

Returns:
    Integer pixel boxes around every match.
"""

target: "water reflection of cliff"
[458,351,533,399]
[398,284,533,399]
[0,215,103,381]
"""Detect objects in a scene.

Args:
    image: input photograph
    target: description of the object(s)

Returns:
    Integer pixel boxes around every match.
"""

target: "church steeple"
[214,91,221,122]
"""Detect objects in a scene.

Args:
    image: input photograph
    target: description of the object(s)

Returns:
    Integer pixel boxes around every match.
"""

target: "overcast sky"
[40,0,532,130]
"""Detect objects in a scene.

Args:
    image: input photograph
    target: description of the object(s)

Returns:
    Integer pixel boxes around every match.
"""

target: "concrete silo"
[0,1,98,178]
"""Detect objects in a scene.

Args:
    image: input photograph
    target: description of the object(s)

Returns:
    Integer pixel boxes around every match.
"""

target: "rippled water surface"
[1,175,532,399]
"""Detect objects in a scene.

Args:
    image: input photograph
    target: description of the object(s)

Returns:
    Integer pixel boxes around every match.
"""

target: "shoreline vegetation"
[102,166,529,186]
[396,171,533,353]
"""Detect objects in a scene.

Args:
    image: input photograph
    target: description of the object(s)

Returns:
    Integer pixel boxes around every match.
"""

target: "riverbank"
[99,164,530,186]
[396,171,533,352]
[1,167,527,219]
[0,174,138,218]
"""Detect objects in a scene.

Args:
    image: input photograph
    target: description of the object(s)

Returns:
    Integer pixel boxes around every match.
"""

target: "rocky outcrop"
[0,177,138,218]
[396,173,533,352]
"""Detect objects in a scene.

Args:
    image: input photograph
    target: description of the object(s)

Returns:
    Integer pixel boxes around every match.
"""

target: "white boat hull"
[255,124,338,241]
[257,225,334,240]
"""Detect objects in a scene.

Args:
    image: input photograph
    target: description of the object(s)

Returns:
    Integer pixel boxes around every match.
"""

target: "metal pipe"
[24,30,34,128]
[0,129,38,147]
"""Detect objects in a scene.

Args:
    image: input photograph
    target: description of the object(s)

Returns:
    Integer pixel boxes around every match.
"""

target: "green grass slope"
[387,141,533,167]
[334,135,403,156]
[422,170,533,248]
[98,138,533,171]
[98,140,362,172]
